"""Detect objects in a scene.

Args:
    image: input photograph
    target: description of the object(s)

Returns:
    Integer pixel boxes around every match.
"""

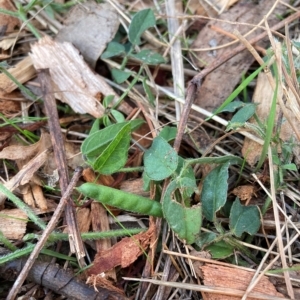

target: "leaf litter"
[0,0,300,299]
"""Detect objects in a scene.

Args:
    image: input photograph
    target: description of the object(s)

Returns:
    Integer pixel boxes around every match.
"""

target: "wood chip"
[200,263,285,300]
[0,56,36,94]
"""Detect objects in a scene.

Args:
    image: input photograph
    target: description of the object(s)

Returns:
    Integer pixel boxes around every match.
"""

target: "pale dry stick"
[280,0,300,12]
[38,69,85,265]
[264,19,300,142]
[233,29,265,66]
[252,174,300,237]
[285,24,299,96]
[281,192,293,266]
[202,225,300,265]
[241,222,287,300]
[103,57,265,145]
[6,167,83,300]
[182,0,281,52]
[241,225,300,300]
[163,249,300,282]
[191,10,300,83]
[234,18,300,143]
[165,0,184,121]
[281,60,300,110]
[266,148,293,298]
[123,277,290,300]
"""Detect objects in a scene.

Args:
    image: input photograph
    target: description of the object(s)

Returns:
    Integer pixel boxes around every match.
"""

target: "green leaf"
[128,9,156,45]
[101,41,125,59]
[93,123,131,174]
[218,100,244,113]
[89,118,101,135]
[230,103,257,124]
[282,163,297,171]
[205,240,234,259]
[103,95,115,108]
[78,183,163,217]
[208,61,267,121]
[162,179,201,244]
[194,232,217,249]
[110,109,125,123]
[159,126,177,142]
[229,198,260,238]
[201,162,229,221]
[81,120,143,160]
[144,136,178,180]
[174,157,196,198]
[142,78,155,106]
[130,50,165,65]
[111,69,131,84]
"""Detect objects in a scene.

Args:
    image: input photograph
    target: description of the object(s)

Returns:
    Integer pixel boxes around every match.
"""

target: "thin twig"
[6,167,83,300]
[38,68,86,266]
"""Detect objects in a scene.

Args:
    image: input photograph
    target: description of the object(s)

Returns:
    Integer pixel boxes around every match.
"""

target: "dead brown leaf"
[87,226,154,276]
[0,0,20,33]
[0,131,51,161]
[242,72,300,166]
[56,2,119,69]
[191,1,286,113]
[231,185,255,203]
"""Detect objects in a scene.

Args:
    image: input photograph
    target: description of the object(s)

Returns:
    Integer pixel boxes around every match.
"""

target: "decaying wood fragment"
[30,36,130,118]
[199,263,285,300]
[0,258,128,300]
[0,56,36,94]
[0,148,50,206]
[38,69,85,265]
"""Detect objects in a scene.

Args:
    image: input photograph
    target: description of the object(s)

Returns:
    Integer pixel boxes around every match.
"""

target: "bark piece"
[56,2,119,69]
[38,68,85,264]
[88,225,154,276]
[191,1,285,113]
[0,258,128,300]
[0,148,50,206]
[77,207,91,233]
[200,263,284,300]
[0,56,36,94]
[31,37,109,118]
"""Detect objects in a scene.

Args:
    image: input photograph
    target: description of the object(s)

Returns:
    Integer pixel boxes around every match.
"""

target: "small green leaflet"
[229,198,260,237]
[201,162,229,222]
[81,120,143,160]
[230,103,257,124]
[144,136,178,181]
[128,9,156,45]
[111,69,131,84]
[205,240,234,259]
[162,178,201,244]
[93,123,131,174]
[130,50,165,65]
[101,42,125,59]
